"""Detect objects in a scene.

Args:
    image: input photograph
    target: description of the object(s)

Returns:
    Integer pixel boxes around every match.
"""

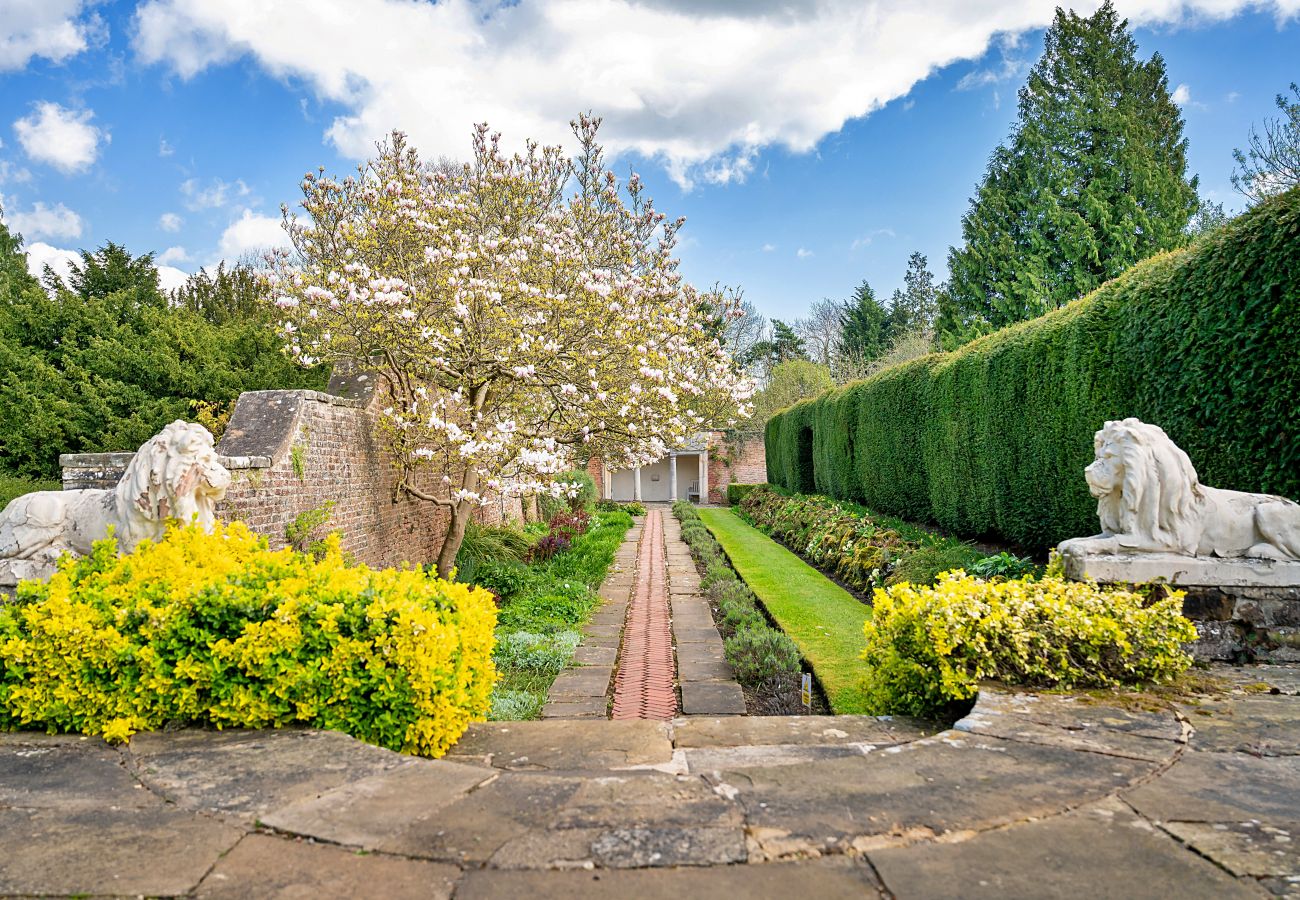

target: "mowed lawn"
[699,508,871,714]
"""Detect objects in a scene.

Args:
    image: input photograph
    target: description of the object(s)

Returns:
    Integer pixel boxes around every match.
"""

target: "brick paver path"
[611,509,678,720]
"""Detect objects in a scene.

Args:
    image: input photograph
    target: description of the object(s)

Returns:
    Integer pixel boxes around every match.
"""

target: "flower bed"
[739,486,1033,592]
[0,523,496,757]
[461,509,633,720]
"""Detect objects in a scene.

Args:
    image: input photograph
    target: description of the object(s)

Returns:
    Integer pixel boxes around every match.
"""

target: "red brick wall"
[707,431,767,504]
[63,389,523,571]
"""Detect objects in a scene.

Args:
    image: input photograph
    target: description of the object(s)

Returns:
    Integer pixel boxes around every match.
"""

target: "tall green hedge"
[766,186,1300,549]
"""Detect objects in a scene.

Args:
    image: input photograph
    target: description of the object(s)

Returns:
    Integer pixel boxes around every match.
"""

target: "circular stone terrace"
[3,664,1298,897]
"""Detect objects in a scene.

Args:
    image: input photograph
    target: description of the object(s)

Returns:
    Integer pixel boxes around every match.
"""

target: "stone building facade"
[590,430,766,505]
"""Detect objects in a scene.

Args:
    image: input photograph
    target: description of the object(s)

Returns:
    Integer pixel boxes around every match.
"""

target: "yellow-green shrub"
[0,522,496,757]
[861,572,1196,717]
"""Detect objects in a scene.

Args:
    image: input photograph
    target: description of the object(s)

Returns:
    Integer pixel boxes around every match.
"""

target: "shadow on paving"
[1,665,1297,897]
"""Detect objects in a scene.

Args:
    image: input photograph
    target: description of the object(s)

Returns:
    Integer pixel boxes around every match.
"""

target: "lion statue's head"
[115,420,231,550]
[1086,418,1202,554]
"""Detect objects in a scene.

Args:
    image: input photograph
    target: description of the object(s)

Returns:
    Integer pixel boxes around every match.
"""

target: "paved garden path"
[5,665,1300,897]
[545,506,745,719]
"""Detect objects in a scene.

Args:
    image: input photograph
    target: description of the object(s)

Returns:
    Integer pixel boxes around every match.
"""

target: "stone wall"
[1181,586,1300,663]
[60,387,523,570]
[707,431,767,504]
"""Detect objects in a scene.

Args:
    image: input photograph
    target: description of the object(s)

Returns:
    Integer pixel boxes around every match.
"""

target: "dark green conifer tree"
[940,2,1199,348]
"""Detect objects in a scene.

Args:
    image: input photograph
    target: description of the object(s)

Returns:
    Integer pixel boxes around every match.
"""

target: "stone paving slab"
[4,672,1298,896]
[0,805,243,897]
[869,797,1255,900]
[680,680,747,715]
[672,714,935,748]
[447,719,674,770]
[456,857,884,899]
[714,734,1155,860]
[195,834,461,900]
[542,697,608,718]
[127,728,409,821]
[260,758,493,847]
[573,644,618,666]
[550,666,615,698]
[1181,694,1300,755]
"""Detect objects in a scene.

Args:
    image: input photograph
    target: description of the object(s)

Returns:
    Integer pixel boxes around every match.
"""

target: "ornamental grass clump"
[861,571,1197,718]
[726,626,802,686]
[0,522,496,756]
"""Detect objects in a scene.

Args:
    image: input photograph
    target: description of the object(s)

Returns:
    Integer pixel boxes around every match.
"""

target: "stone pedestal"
[0,558,56,601]
[1060,550,1300,663]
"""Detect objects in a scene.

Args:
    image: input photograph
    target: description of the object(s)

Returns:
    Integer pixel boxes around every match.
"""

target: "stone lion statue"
[0,421,231,569]
[1058,418,1300,561]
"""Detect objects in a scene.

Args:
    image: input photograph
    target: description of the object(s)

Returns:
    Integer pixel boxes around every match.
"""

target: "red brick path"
[610,509,678,720]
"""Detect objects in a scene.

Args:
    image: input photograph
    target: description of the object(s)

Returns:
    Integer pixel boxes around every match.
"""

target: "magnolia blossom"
[266,116,754,575]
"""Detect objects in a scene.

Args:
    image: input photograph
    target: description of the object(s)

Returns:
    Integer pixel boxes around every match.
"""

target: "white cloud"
[157,245,189,265]
[956,33,1029,91]
[0,0,101,71]
[158,211,183,231]
[1172,83,1191,105]
[159,137,174,157]
[761,243,775,253]
[13,102,107,173]
[217,209,288,261]
[0,160,34,185]
[181,176,251,211]
[850,227,896,250]
[23,240,80,284]
[796,247,813,259]
[131,0,1296,190]
[157,264,190,291]
[5,199,83,240]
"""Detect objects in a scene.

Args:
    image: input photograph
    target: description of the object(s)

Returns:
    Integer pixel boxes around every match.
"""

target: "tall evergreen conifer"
[939,2,1199,347]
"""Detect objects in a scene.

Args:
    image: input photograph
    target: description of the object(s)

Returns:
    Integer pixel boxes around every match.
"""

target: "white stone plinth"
[1060,549,1300,588]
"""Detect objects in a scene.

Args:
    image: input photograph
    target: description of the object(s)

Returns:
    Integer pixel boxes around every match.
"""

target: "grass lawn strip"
[699,508,871,714]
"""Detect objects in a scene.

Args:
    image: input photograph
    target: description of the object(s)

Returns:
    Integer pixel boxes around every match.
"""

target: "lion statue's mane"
[1061,418,1300,561]
[0,421,231,565]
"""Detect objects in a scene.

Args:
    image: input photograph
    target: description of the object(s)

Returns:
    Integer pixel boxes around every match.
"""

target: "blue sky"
[1,1,1296,324]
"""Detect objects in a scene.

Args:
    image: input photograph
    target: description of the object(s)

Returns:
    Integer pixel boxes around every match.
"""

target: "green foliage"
[726,483,767,506]
[941,2,1199,345]
[284,501,337,557]
[0,523,496,756]
[838,280,889,362]
[0,471,60,510]
[454,523,535,585]
[0,232,326,479]
[751,360,834,423]
[968,551,1038,580]
[767,186,1300,549]
[485,510,632,719]
[725,625,802,685]
[738,487,989,590]
[861,572,1197,718]
[539,469,598,520]
[622,501,646,516]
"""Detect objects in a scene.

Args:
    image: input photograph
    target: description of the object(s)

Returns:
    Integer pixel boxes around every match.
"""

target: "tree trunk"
[435,500,473,580]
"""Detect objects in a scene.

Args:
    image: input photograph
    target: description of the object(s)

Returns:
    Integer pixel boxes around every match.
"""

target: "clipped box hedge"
[0,522,497,756]
[766,186,1300,548]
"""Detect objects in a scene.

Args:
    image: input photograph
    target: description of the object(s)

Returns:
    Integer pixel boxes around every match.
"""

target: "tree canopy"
[939,1,1199,348]
[268,118,753,575]
[0,225,326,479]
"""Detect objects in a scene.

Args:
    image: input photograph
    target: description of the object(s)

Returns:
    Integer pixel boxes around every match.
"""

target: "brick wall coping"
[60,452,272,470]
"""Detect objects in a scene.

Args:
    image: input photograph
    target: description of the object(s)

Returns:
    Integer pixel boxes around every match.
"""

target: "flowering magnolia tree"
[267,116,754,576]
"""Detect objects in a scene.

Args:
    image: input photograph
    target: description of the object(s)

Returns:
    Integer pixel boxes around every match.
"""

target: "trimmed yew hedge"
[767,186,1300,549]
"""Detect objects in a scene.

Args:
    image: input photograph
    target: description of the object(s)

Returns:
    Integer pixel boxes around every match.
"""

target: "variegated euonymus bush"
[861,571,1196,718]
[266,116,754,575]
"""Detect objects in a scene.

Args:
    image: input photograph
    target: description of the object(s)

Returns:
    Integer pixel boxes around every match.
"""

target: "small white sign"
[801,673,812,708]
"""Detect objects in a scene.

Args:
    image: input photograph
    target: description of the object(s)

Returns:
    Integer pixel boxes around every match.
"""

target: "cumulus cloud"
[23,240,80,284]
[217,209,288,261]
[761,243,776,252]
[796,247,813,259]
[5,199,83,240]
[0,0,101,71]
[157,245,189,265]
[13,102,107,173]
[850,227,896,250]
[157,264,190,291]
[131,0,1297,189]
[158,211,183,231]
[1172,83,1191,105]
[180,176,251,210]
